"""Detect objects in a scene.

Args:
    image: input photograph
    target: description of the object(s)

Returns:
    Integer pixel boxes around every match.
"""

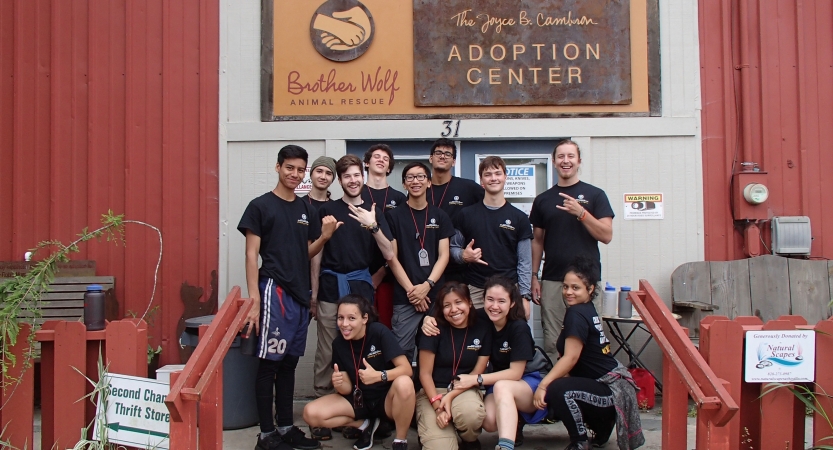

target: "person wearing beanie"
[303,156,337,210]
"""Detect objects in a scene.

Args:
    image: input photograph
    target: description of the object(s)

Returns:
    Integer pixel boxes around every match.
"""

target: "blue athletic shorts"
[485,371,549,425]
[257,277,310,361]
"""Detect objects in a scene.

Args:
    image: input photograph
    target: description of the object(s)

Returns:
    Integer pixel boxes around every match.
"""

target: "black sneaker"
[563,441,591,450]
[342,426,362,439]
[392,441,408,450]
[309,426,332,441]
[353,418,379,450]
[280,426,321,449]
[256,432,293,450]
[460,438,482,450]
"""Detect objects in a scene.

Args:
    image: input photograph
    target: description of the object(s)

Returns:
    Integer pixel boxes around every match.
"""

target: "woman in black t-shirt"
[416,282,491,450]
[421,276,545,450]
[302,295,415,450]
[532,257,641,450]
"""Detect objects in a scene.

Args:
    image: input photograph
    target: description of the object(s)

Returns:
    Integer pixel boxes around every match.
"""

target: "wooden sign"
[0,260,96,278]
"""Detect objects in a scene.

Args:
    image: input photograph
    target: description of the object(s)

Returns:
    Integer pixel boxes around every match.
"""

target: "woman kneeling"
[303,294,414,450]
[417,282,492,450]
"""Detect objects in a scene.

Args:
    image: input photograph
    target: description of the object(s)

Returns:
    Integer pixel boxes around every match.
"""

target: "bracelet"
[577,209,587,221]
[430,394,443,404]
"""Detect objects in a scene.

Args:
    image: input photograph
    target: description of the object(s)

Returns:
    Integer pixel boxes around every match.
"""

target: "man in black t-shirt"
[361,144,408,329]
[452,156,533,313]
[310,155,394,434]
[238,144,339,450]
[425,138,484,283]
[301,156,336,210]
[386,162,455,359]
[529,140,614,361]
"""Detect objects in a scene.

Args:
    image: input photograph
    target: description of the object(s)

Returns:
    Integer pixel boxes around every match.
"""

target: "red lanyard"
[430,178,452,208]
[408,205,428,250]
[449,326,469,379]
[349,335,367,389]
[366,186,388,209]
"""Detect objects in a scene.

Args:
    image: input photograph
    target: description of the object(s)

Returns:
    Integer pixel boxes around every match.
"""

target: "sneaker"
[563,441,591,450]
[342,426,362,439]
[392,441,408,450]
[280,426,321,449]
[496,446,512,450]
[309,426,332,441]
[460,438,482,450]
[353,418,379,450]
[256,432,293,450]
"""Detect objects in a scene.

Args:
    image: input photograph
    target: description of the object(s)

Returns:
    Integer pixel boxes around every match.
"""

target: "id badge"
[353,387,364,409]
[418,248,430,267]
[447,382,454,391]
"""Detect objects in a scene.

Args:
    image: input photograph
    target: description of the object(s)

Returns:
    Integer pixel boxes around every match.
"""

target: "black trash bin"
[180,315,260,430]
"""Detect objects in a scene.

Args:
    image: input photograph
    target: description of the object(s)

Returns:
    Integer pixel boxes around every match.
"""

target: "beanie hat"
[310,156,336,175]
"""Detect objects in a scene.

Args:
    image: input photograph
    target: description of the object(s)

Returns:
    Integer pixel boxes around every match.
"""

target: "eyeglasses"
[432,150,454,159]
[405,174,428,182]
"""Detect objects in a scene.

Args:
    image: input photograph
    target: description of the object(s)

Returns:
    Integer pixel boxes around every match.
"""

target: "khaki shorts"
[312,301,338,397]
[416,387,485,450]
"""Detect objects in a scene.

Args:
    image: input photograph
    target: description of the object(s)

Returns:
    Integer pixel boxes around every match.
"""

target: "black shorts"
[342,391,388,421]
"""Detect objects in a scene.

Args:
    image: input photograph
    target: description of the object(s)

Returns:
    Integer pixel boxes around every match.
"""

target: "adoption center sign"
[265,0,651,118]
[744,330,815,383]
[94,373,171,449]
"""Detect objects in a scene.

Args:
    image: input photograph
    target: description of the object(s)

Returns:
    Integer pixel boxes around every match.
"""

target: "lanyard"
[366,185,388,210]
[408,205,428,250]
[430,178,452,209]
[349,335,367,389]
[449,326,469,380]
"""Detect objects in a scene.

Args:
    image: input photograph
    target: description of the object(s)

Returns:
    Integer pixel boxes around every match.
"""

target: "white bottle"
[602,283,617,317]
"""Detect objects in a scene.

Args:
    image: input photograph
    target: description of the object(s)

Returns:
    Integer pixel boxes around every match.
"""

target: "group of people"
[237,139,644,450]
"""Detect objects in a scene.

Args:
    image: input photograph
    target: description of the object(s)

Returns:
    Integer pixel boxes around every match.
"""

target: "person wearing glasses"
[385,162,455,360]
[426,138,484,283]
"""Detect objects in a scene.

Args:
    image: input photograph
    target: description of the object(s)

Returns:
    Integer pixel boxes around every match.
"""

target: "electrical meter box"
[732,171,769,220]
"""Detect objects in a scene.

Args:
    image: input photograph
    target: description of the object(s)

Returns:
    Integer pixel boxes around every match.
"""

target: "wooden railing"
[165,286,254,450]
[628,280,739,449]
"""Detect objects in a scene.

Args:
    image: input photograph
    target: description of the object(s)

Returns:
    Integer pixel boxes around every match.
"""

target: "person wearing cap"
[303,156,337,210]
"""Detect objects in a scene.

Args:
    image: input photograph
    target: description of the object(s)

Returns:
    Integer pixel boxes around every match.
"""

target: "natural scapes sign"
[413,0,631,106]
[266,0,650,118]
[744,330,816,383]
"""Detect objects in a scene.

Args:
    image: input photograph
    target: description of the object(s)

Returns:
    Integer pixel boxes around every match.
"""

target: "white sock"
[393,438,407,443]
[357,419,370,431]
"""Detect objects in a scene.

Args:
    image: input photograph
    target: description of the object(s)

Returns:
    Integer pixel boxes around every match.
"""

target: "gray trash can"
[180,315,259,430]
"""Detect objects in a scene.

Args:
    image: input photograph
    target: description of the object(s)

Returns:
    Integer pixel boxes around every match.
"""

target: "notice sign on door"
[505,166,536,198]
[744,330,815,383]
[623,193,664,220]
[295,167,313,195]
[94,373,170,449]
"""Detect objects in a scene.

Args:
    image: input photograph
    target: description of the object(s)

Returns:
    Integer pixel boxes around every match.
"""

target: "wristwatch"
[368,222,380,234]
[477,374,484,388]
[426,278,436,288]
[522,294,531,302]
[381,370,388,382]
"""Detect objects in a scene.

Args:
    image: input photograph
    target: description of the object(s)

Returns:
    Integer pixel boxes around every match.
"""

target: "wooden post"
[0,323,34,449]
[662,342,688,450]
[699,317,744,450]
[814,319,833,447]
[198,323,224,450]
[735,315,763,450]
[49,321,88,450]
[168,371,198,450]
[106,319,148,376]
[759,320,803,450]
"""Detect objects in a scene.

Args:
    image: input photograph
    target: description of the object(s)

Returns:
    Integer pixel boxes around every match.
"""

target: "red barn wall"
[0,0,219,366]
[699,0,833,260]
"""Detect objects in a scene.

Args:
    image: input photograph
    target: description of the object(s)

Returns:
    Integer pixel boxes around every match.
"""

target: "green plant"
[127,306,163,364]
[760,382,833,450]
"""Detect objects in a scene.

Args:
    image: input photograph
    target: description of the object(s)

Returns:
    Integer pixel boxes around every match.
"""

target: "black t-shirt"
[455,202,533,288]
[385,204,455,306]
[362,186,408,274]
[418,317,492,388]
[427,177,484,279]
[529,181,614,281]
[301,195,331,211]
[489,313,535,373]
[317,199,392,303]
[331,322,404,400]
[555,302,617,379]
[237,192,322,306]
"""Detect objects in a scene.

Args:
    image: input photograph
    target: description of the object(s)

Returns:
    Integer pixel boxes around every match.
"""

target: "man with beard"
[530,139,614,361]
[309,154,394,441]
[425,138,484,283]
[302,156,337,210]
[238,145,339,450]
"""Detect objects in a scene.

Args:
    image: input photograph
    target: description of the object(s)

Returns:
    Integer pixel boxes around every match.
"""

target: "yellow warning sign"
[624,194,662,202]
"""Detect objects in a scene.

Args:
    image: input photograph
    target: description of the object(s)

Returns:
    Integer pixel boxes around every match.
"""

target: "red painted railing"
[164,286,254,450]
[0,319,148,450]
[628,280,739,449]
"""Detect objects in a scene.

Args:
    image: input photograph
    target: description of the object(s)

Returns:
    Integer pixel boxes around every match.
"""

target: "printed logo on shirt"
[467,338,482,351]
[387,200,397,209]
[426,217,440,229]
[499,219,516,231]
[366,344,382,359]
[576,194,590,205]
[593,316,610,346]
[449,195,464,206]
[298,213,309,226]
[500,341,512,353]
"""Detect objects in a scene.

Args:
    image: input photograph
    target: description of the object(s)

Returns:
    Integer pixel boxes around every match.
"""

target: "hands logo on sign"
[310,0,375,62]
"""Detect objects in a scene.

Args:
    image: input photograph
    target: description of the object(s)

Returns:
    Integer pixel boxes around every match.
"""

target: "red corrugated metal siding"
[0,0,219,366]
[700,0,833,260]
